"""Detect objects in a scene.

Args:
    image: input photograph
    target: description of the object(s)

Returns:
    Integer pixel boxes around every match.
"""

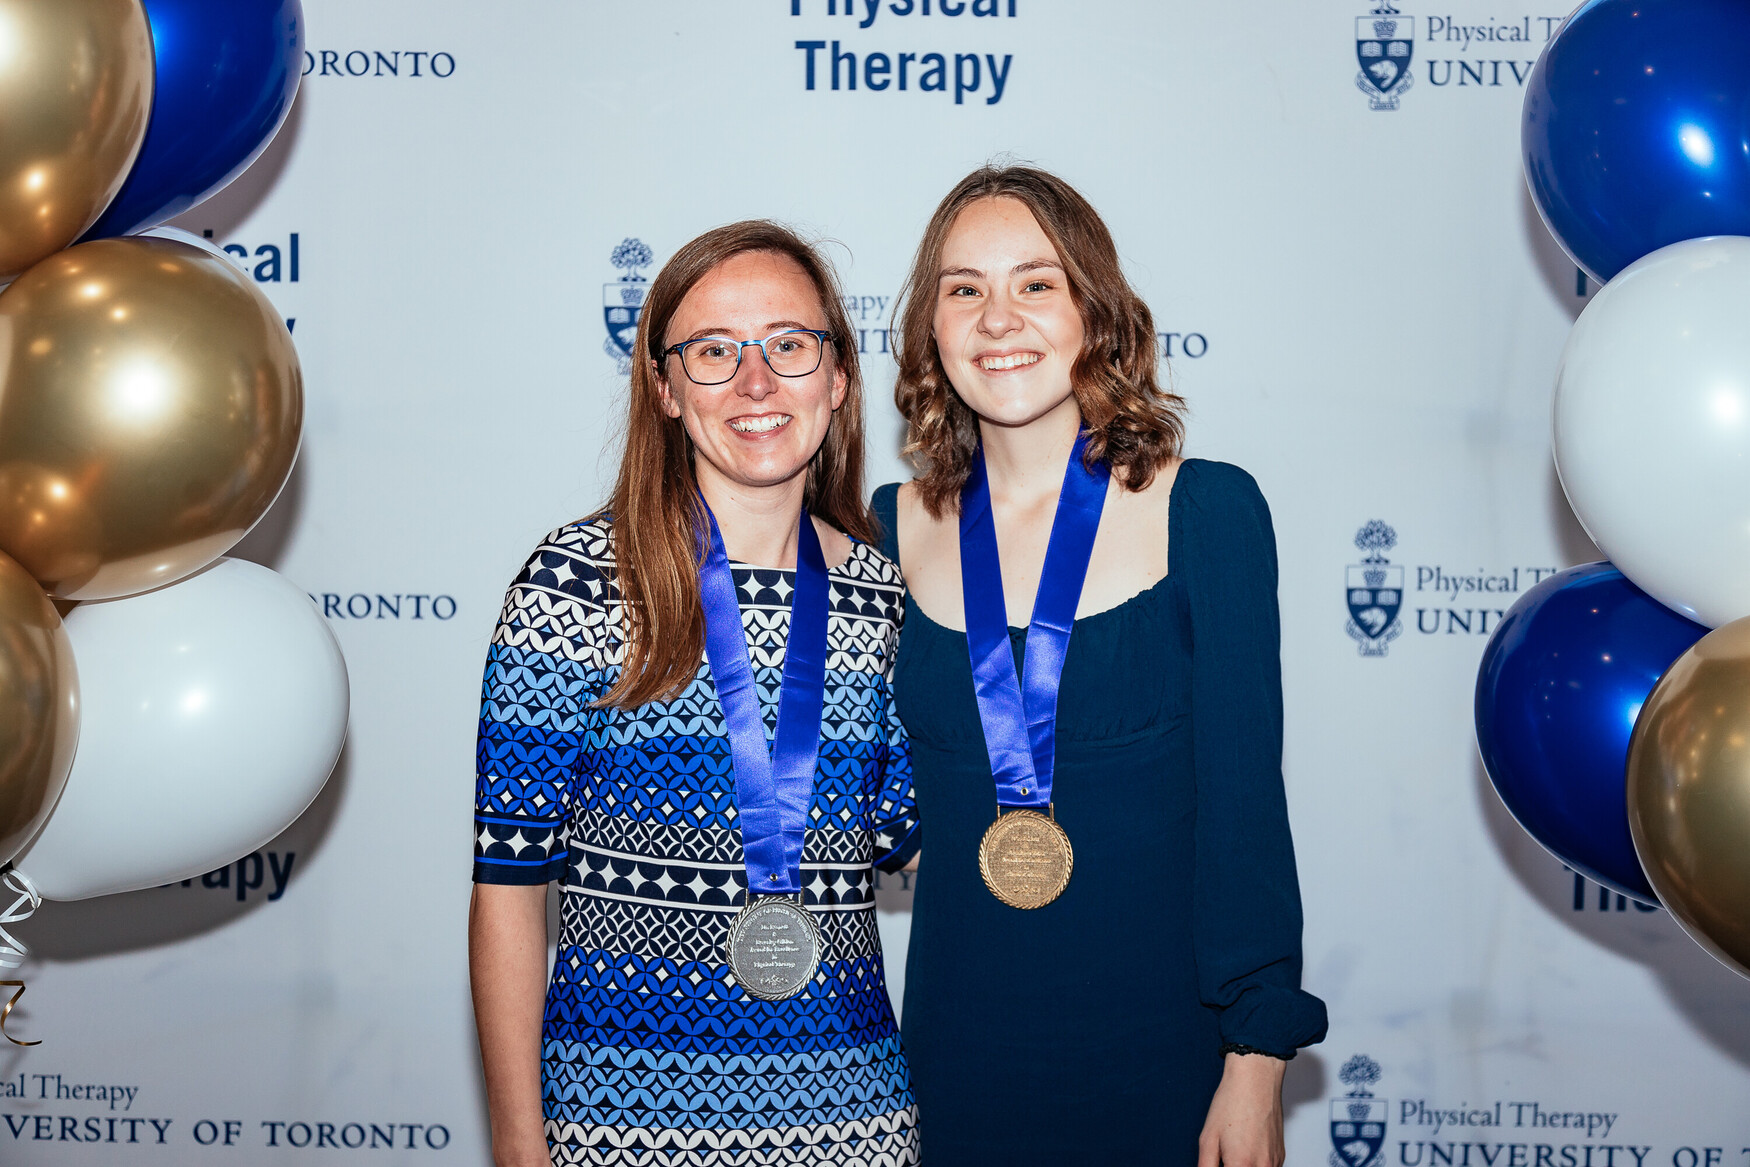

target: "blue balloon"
[1522,0,1750,284]
[1475,563,1706,903]
[84,0,303,240]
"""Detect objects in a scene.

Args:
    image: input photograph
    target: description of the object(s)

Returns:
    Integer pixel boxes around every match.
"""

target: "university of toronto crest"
[1347,520,1403,656]
[603,237,653,375]
[1330,1055,1388,1167]
[1355,1,1415,110]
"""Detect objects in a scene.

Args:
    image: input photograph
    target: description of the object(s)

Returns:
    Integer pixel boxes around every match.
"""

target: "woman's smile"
[657,250,845,493]
[727,412,793,435]
[975,349,1043,373]
[932,196,1085,428]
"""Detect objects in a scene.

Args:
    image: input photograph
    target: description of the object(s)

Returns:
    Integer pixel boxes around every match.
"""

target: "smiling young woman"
[873,167,1327,1165]
[469,221,921,1167]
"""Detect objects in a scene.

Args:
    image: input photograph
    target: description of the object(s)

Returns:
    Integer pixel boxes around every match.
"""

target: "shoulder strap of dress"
[871,483,901,566]
[1167,457,1198,572]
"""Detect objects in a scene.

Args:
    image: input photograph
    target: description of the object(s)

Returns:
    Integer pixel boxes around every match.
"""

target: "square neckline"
[894,458,1191,636]
[908,569,1179,638]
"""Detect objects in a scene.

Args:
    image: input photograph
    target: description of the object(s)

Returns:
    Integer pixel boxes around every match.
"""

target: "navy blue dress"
[873,459,1326,1165]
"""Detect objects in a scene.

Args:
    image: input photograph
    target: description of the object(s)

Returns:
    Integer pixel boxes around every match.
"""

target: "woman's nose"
[732,342,778,399]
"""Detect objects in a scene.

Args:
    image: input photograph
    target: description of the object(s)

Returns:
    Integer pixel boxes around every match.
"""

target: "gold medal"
[978,807,1073,909]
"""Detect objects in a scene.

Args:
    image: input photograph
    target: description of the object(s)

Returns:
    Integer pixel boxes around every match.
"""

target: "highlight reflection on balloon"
[1523,0,1750,283]
[1476,563,1704,903]
[0,0,155,280]
[0,237,303,601]
[85,0,305,240]
[0,551,78,868]
[1628,617,1750,979]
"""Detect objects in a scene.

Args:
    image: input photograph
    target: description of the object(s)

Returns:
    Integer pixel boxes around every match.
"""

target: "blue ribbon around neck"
[699,503,829,897]
[960,432,1109,810]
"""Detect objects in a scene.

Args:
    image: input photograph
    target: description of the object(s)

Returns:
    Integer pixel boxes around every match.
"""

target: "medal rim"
[726,896,822,1001]
[978,808,1074,910]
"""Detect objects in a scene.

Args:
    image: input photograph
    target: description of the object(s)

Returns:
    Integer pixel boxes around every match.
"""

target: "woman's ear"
[830,360,848,411]
[654,359,683,419]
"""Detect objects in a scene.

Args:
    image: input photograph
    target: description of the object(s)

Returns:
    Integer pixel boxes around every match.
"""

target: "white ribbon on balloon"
[0,868,41,969]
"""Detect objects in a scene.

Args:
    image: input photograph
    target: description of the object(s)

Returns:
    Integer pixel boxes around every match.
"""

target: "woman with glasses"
[470,221,920,1167]
[873,167,1326,1165]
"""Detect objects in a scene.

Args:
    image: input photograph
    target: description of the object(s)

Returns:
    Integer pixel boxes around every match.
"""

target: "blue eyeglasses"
[662,329,835,386]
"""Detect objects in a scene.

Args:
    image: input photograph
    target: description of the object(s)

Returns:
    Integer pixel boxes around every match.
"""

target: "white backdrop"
[4,0,1748,1162]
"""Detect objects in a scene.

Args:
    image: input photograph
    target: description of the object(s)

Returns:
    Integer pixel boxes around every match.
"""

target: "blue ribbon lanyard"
[960,433,1109,810]
[698,504,830,897]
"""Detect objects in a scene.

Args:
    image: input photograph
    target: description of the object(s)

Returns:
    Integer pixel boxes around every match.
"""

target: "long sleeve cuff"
[1214,982,1329,1059]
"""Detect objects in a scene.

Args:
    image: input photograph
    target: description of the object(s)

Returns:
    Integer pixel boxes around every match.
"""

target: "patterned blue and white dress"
[473,517,922,1167]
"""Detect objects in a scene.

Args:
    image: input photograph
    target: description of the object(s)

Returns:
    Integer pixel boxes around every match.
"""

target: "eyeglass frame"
[659,328,838,386]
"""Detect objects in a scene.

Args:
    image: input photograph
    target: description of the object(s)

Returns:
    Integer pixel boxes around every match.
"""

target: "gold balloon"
[1627,615,1750,978]
[0,550,77,868]
[0,238,302,600]
[0,0,155,281]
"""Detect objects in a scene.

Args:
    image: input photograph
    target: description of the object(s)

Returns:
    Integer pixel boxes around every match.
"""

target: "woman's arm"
[869,595,922,876]
[1199,1052,1287,1167]
[470,524,608,1167]
[1183,464,1328,1161]
[469,883,551,1167]
[869,483,923,877]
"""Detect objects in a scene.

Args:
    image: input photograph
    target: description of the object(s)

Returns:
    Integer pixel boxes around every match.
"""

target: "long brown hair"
[599,220,872,708]
[892,165,1186,517]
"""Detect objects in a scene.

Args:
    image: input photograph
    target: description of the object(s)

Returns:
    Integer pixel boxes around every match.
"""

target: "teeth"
[729,414,791,434]
[979,353,1040,371]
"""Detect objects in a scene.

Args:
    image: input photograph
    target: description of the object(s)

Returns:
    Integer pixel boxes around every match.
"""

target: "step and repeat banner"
[4,0,1748,1162]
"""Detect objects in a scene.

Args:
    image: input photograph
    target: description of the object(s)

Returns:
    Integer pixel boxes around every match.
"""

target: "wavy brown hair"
[892,165,1185,517]
[598,221,872,708]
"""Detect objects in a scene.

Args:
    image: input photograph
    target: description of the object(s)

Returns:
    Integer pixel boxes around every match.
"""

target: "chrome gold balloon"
[0,550,77,868]
[1627,616,1750,978]
[0,237,303,600]
[0,0,155,280]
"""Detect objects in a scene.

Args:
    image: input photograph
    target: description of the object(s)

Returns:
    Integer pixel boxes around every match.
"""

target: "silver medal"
[726,897,821,1001]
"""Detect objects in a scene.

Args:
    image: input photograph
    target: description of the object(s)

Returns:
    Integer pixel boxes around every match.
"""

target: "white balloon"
[1554,236,1750,628]
[15,558,348,900]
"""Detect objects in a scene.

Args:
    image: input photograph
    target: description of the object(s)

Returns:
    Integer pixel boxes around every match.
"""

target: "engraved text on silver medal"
[727,899,821,1001]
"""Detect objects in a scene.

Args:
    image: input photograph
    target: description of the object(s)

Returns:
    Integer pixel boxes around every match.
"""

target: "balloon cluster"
[1479,0,1750,978]
[0,0,343,1008]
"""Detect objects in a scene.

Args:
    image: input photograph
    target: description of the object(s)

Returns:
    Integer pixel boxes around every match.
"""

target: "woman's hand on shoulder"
[1197,1051,1287,1167]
